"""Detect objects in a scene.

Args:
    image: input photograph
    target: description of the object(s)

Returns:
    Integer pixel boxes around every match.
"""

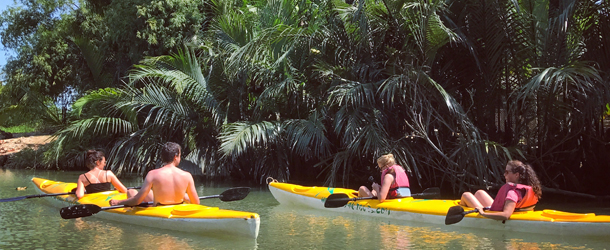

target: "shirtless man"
[109,142,199,206]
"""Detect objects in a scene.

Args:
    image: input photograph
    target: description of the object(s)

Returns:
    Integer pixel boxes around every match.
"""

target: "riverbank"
[0,134,53,156]
[0,134,53,167]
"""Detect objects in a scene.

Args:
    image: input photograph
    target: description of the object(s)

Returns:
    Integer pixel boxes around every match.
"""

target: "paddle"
[411,187,441,199]
[444,206,490,225]
[324,187,441,208]
[322,176,378,208]
[59,187,251,219]
[0,186,142,203]
[322,176,379,208]
[368,175,441,199]
[324,194,376,208]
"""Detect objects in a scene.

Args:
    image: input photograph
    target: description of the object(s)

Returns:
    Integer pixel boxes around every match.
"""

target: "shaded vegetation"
[1,0,609,196]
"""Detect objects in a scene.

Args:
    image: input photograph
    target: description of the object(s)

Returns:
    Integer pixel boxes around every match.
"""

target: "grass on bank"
[0,124,38,134]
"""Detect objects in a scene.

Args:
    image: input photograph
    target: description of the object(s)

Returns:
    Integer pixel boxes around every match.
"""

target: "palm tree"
[47,47,226,174]
[216,0,515,190]
[511,0,610,191]
[439,0,610,192]
[44,0,610,195]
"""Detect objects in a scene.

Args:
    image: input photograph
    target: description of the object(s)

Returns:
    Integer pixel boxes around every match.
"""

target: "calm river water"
[1,169,608,249]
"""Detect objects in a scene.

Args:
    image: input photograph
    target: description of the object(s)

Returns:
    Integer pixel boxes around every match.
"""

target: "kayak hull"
[268,181,610,237]
[32,177,260,239]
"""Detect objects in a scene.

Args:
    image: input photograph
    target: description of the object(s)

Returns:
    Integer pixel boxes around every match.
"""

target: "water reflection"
[71,218,198,250]
[378,224,411,249]
[376,218,606,250]
[0,168,15,180]
[64,216,257,249]
[267,204,607,250]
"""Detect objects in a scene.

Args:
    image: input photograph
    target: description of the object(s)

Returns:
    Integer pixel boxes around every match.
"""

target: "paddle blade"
[412,187,441,199]
[0,196,28,202]
[0,192,76,203]
[445,206,466,225]
[60,204,102,219]
[324,193,352,208]
[218,187,251,202]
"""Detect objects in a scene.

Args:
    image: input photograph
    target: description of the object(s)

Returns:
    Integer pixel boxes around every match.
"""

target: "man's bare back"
[147,165,199,205]
[109,142,199,206]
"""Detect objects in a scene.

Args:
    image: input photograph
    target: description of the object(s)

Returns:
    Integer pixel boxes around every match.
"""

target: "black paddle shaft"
[60,203,152,219]
[324,187,441,208]
[0,192,73,202]
[60,187,251,219]
[367,176,439,199]
[0,186,142,203]
[412,187,441,199]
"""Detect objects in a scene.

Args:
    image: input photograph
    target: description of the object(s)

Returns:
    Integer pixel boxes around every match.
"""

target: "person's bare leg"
[125,189,153,203]
[143,191,153,203]
[460,191,484,208]
[126,189,138,198]
[358,186,373,197]
[474,190,494,207]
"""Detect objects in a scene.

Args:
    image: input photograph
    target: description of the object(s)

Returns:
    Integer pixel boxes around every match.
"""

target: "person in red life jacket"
[460,160,542,220]
[358,154,411,202]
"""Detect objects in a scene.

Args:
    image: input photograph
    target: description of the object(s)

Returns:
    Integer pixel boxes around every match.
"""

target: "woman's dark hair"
[160,142,181,163]
[85,150,105,169]
[508,160,542,199]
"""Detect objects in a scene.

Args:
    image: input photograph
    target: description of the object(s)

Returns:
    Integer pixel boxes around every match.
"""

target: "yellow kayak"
[32,177,260,239]
[269,181,610,237]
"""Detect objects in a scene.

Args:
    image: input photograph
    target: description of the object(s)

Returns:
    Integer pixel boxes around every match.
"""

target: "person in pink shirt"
[358,154,411,202]
[460,160,542,220]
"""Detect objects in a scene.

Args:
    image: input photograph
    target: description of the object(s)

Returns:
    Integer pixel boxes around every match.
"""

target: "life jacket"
[490,183,538,211]
[381,165,410,198]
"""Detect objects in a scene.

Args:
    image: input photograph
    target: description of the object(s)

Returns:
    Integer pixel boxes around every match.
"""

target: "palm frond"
[283,110,332,159]
[129,49,224,126]
[219,121,281,157]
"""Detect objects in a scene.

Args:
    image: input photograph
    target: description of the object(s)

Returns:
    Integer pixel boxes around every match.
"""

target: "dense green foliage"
[0,124,37,134]
[1,0,609,195]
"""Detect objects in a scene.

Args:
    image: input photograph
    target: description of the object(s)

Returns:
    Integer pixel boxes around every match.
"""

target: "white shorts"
[396,187,411,197]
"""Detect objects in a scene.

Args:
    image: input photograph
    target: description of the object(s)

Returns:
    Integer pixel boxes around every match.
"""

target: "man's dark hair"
[161,142,181,163]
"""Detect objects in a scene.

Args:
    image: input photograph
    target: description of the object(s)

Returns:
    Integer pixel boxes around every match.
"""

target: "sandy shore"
[0,135,54,156]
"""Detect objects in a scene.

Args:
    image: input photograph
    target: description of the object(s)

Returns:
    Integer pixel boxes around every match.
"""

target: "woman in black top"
[75,150,128,199]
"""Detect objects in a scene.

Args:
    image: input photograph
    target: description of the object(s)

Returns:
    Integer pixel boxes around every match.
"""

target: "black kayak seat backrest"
[515,205,535,212]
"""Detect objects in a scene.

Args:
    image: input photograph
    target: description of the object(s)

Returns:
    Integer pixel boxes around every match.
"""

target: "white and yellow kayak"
[32,177,260,239]
[268,181,610,237]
